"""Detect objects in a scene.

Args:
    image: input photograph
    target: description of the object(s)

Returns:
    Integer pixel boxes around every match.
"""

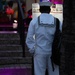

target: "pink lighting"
[50,0,63,4]
[0,68,31,75]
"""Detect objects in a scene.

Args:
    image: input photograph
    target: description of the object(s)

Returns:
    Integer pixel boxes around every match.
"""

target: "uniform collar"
[39,13,54,25]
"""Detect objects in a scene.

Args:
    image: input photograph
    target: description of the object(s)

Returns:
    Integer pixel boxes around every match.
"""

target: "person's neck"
[42,12,49,14]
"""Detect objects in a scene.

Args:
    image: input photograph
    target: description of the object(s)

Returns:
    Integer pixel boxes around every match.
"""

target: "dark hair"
[8,1,13,7]
[39,6,51,13]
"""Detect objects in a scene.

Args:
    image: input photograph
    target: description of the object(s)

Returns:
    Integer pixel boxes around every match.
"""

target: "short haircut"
[39,6,51,13]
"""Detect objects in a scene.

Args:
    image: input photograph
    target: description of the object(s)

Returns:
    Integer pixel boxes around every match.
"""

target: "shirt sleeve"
[26,20,35,50]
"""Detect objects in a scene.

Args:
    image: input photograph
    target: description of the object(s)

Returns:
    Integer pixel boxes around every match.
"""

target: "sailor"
[26,1,59,75]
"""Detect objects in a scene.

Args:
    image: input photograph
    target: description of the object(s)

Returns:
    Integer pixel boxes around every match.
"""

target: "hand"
[29,49,35,54]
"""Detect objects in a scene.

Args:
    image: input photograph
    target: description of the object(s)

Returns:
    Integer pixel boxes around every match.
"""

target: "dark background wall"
[60,0,75,75]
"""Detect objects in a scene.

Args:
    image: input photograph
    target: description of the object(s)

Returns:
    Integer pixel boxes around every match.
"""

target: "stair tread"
[0,31,17,33]
[0,32,29,68]
[0,57,32,64]
[0,57,32,59]
[0,38,20,40]
[0,51,32,57]
[0,44,22,46]
[0,64,32,68]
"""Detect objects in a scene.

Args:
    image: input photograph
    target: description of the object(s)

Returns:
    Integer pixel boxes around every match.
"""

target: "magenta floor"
[0,68,32,75]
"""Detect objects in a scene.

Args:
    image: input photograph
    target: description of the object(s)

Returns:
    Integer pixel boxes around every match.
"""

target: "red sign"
[6,7,14,15]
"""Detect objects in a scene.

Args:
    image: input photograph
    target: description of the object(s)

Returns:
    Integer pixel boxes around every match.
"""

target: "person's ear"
[39,9,40,12]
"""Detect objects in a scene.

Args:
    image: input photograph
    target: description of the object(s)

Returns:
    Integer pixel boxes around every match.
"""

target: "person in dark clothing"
[25,9,32,32]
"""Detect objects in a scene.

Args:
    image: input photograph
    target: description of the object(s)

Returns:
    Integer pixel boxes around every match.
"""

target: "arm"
[26,20,35,53]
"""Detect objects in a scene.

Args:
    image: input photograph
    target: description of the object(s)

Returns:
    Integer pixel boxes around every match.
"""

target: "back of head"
[39,1,52,13]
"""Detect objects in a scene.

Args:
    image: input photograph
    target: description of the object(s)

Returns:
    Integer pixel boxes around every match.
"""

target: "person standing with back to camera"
[26,1,59,75]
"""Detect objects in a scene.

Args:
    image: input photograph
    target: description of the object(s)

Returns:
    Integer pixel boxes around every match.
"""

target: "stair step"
[0,64,32,69]
[0,57,32,65]
[0,48,29,52]
[0,31,31,68]
[0,51,32,57]
[0,51,22,57]
[0,39,20,45]
[0,44,29,52]
[0,38,20,40]
[0,45,22,50]
[0,32,20,38]
[0,49,22,52]
[0,45,29,52]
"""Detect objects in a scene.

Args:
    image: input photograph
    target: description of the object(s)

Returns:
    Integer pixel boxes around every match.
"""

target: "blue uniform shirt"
[26,13,56,54]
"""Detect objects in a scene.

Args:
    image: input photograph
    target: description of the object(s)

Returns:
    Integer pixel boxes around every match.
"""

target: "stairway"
[0,31,32,69]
